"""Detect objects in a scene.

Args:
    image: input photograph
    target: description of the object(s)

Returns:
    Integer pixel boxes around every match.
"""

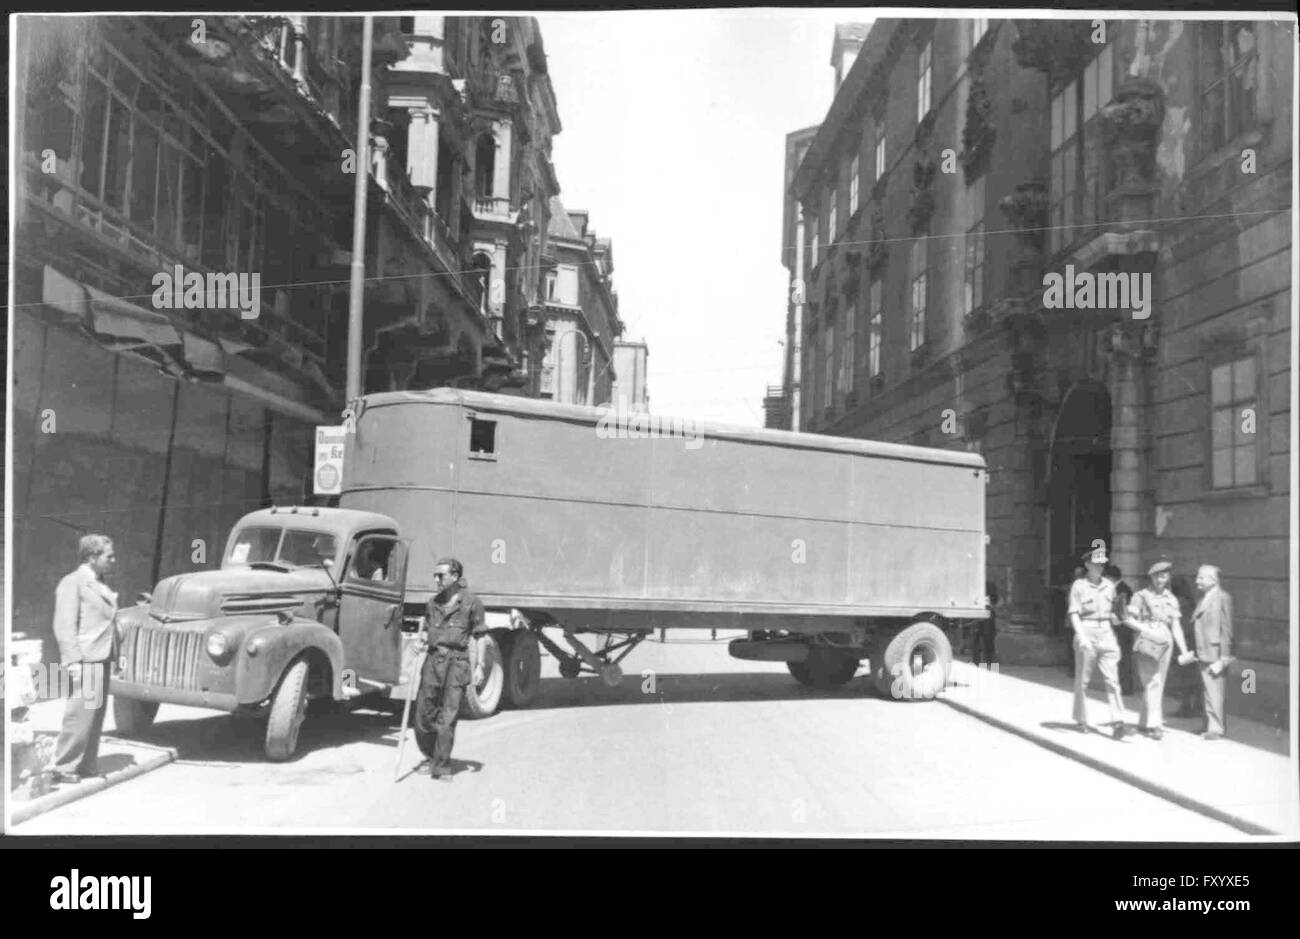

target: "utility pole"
[346,15,375,405]
[790,205,806,432]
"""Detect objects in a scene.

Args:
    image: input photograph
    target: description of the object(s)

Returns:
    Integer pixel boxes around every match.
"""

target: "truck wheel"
[874,622,952,701]
[501,630,542,709]
[460,634,504,719]
[112,697,159,736]
[788,649,859,689]
[265,658,310,761]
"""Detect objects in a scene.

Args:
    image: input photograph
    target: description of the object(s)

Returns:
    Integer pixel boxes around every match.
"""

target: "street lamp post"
[345,15,375,407]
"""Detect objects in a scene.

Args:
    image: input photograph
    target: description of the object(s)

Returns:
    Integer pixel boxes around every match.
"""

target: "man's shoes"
[1113,723,1129,741]
[430,766,451,781]
[1146,728,1164,740]
[1074,723,1091,734]
[51,772,84,785]
[1202,732,1224,740]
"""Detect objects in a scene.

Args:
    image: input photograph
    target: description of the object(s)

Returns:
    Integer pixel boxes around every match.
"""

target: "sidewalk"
[8,697,182,827]
[939,661,1299,838]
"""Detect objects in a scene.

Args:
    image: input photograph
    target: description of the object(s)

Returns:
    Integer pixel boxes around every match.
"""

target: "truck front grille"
[117,622,205,691]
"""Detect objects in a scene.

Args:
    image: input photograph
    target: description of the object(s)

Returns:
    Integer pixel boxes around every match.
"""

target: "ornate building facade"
[785,18,1292,722]
[10,14,605,660]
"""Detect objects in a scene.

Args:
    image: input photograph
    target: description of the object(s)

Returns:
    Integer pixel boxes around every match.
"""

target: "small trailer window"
[469,418,497,457]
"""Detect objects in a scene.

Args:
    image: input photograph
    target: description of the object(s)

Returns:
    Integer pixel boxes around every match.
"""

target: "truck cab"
[110,506,413,761]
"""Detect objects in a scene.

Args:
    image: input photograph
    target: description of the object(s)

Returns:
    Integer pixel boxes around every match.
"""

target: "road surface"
[15,635,1244,838]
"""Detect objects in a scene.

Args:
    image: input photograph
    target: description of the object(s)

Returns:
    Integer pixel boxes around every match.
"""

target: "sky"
[540,10,874,428]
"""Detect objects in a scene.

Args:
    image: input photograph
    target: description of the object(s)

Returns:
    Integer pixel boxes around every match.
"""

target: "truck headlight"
[206,633,231,660]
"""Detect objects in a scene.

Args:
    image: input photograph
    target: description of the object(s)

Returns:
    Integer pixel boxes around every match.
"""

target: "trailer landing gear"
[535,628,647,687]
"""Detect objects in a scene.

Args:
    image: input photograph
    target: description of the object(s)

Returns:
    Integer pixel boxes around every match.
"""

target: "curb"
[9,739,178,827]
[937,693,1278,837]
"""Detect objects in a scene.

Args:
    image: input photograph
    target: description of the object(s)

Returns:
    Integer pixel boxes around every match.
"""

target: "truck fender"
[234,619,346,706]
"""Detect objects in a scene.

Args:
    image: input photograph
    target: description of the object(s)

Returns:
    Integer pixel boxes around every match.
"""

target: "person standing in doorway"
[1104,564,1135,695]
[413,558,488,780]
[1068,546,1128,741]
[50,534,118,784]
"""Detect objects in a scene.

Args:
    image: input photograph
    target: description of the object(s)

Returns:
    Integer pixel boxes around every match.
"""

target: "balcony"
[473,195,514,221]
[372,144,479,310]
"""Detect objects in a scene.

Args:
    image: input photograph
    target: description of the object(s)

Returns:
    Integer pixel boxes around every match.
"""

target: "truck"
[108,388,989,761]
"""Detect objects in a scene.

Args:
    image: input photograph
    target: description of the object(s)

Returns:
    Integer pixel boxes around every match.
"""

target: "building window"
[868,279,882,378]
[809,223,819,270]
[971,18,989,50]
[874,118,886,180]
[1198,22,1257,156]
[1048,45,1113,254]
[849,156,860,216]
[474,133,496,200]
[917,41,932,123]
[544,270,558,302]
[1210,355,1259,488]
[827,187,837,241]
[909,230,927,351]
[840,293,857,394]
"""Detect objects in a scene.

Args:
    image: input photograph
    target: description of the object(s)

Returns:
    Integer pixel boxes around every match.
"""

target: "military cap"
[1148,558,1172,576]
[1081,545,1108,565]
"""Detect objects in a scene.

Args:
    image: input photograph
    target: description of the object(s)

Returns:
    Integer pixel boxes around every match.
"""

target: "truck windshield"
[227,527,338,569]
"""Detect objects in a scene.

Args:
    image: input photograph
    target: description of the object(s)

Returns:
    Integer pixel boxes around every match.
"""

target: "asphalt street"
[16,635,1244,839]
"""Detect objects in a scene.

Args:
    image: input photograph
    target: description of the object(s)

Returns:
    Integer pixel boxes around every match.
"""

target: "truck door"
[337,534,408,689]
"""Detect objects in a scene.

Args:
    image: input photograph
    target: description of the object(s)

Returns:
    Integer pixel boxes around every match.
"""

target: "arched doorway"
[1045,381,1112,631]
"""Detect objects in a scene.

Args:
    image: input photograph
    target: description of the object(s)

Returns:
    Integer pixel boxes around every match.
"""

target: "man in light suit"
[1186,564,1234,739]
[50,533,118,783]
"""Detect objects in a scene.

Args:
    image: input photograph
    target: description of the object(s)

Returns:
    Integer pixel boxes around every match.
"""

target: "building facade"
[611,339,650,411]
[537,197,622,405]
[784,18,1292,715]
[10,14,610,659]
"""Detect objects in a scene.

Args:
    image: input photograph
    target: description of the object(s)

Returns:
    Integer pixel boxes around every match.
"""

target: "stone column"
[406,106,440,203]
[493,119,513,204]
[1103,320,1158,583]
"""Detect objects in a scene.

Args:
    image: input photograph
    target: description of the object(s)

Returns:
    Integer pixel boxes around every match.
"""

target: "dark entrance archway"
[1046,381,1113,632]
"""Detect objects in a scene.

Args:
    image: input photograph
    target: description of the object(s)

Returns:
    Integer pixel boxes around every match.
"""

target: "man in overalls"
[414,558,487,780]
[1068,546,1128,740]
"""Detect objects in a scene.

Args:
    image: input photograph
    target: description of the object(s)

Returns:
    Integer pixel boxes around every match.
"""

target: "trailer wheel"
[788,648,859,689]
[112,697,158,736]
[500,630,541,708]
[874,622,952,701]
[265,658,310,761]
[461,634,504,719]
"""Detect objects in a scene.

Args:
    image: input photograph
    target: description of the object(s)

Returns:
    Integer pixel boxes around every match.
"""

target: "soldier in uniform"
[1124,558,1191,740]
[1068,546,1128,740]
[1104,564,1135,694]
[1190,564,1234,739]
[414,558,488,780]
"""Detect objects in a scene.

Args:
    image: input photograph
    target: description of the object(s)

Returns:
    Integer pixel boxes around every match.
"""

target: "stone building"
[537,197,623,405]
[611,339,650,411]
[9,14,580,657]
[784,17,1292,721]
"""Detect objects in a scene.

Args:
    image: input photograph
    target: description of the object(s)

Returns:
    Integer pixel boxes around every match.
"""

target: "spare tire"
[788,647,859,689]
[874,621,952,701]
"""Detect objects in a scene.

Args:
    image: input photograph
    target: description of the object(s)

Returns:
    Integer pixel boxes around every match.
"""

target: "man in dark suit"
[50,534,118,783]
[1188,564,1234,739]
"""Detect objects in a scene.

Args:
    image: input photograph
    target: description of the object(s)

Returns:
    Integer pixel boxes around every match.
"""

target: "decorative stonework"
[1100,78,1166,191]
[960,65,996,183]
[1011,20,1096,77]
[1098,318,1159,364]
[998,180,1049,251]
